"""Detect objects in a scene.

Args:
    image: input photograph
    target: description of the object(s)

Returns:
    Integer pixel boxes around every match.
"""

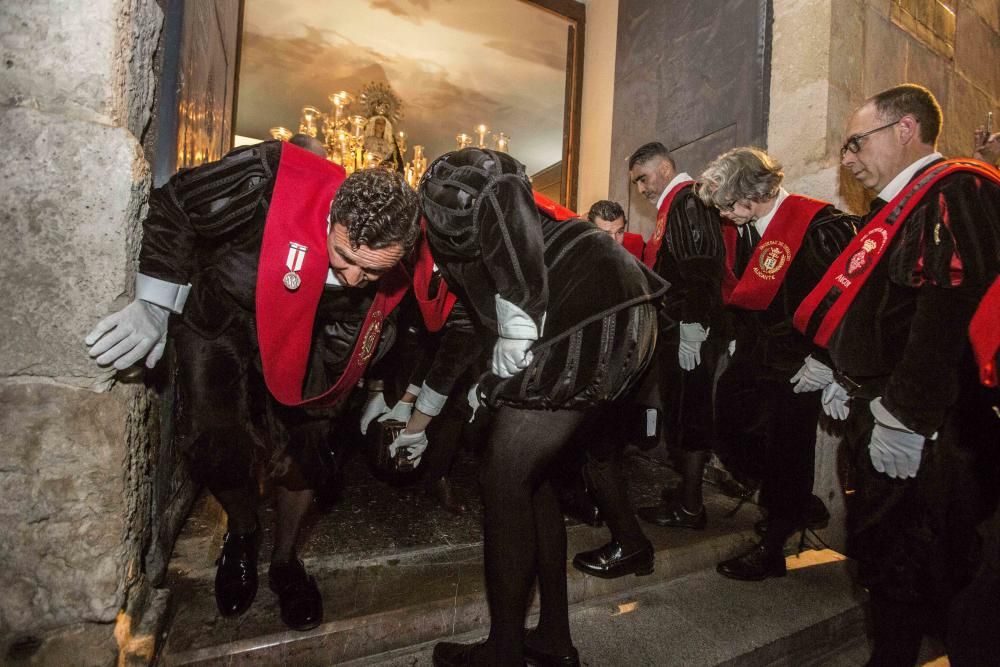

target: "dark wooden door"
[146,0,242,583]
[607,0,771,236]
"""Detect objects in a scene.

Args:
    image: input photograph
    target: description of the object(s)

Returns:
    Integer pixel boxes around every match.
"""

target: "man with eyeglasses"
[793,83,1000,666]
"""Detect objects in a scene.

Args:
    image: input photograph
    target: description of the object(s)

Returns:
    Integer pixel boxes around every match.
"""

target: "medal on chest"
[284,242,307,290]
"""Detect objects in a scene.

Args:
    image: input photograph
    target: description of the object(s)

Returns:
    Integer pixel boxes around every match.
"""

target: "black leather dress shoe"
[432,640,495,666]
[637,502,707,529]
[425,476,467,515]
[214,529,259,617]
[716,542,786,581]
[572,540,654,579]
[523,629,580,667]
[269,558,323,631]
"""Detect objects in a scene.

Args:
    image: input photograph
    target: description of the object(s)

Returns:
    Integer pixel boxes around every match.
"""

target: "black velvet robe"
[420,149,668,410]
[140,141,380,490]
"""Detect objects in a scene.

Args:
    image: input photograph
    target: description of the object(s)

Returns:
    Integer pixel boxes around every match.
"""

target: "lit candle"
[456,133,472,149]
[495,132,509,153]
[476,124,488,148]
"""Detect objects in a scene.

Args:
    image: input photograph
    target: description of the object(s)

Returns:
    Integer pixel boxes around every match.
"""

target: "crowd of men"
[85,83,998,666]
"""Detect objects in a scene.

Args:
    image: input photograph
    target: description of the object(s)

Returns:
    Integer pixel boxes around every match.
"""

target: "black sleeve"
[882,174,1000,435]
[420,301,486,396]
[664,192,726,326]
[477,174,548,335]
[138,143,277,284]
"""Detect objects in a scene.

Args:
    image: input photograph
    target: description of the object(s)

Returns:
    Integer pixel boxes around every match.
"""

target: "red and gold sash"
[642,180,694,269]
[720,195,827,310]
[970,276,1000,387]
[255,143,408,407]
[411,221,458,332]
[533,190,577,221]
[793,159,1000,347]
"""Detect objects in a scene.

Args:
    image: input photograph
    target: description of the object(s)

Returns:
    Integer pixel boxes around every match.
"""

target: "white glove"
[359,391,389,434]
[85,300,170,370]
[492,337,534,378]
[790,355,835,393]
[389,429,429,466]
[378,399,415,425]
[728,340,736,357]
[821,381,851,420]
[867,397,927,479]
[467,383,481,423]
[678,322,709,371]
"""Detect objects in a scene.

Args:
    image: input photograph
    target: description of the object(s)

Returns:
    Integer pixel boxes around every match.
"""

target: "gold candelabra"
[269,82,427,186]
[456,123,510,153]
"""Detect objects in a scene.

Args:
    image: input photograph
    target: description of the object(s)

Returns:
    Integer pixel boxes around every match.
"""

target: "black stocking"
[479,407,585,665]
[678,449,709,512]
[212,483,258,536]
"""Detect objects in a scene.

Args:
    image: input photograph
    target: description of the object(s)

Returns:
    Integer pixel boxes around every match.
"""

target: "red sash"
[412,221,457,332]
[255,143,409,407]
[793,159,1000,347]
[622,231,644,260]
[533,190,577,221]
[642,180,694,269]
[970,276,1000,387]
[720,195,827,310]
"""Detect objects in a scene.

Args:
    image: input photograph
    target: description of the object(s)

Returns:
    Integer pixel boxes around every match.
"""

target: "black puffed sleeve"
[663,189,727,326]
[139,142,278,284]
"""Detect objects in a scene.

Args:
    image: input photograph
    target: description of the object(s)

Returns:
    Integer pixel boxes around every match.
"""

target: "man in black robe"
[621,142,728,539]
[795,84,1000,665]
[695,147,857,580]
[85,141,420,631]
[420,148,667,667]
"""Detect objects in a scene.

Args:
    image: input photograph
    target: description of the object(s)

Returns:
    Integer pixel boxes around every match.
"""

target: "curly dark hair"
[587,199,625,224]
[329,167,420,251]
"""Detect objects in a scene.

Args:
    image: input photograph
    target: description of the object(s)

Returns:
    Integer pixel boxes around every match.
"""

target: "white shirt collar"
[656,171,693,210]
[750,187,788,237]
[877,152,943,203]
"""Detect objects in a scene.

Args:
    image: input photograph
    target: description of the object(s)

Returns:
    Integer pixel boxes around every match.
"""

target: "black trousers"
[716,355,819,535]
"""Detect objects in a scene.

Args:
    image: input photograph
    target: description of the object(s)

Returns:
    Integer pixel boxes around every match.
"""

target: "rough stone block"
[0,105,149,386]
[954,8,1000,105]
[966,0,1000,33]
[905,40,953,114]
[941,73,995,159]
[829,0,866,100]
[863,8,909,96]
[0,382,139,636]
[0,0,162,130]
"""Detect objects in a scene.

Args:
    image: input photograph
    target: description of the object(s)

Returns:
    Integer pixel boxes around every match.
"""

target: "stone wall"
[772,0,1000,210]
[0,0,163,657]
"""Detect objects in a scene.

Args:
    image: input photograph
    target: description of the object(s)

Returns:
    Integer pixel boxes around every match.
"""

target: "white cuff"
[406,384,422,397]
[136,273,191,314]
[495,295,542,340]
[415,382,448,417]
[870,397,937,439]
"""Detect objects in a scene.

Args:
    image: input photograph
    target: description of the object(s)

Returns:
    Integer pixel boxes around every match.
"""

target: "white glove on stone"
[359,391,389,434]
[492,337,534,378]
[867,397,930,479]
[790,355,835,393]
[678,322,709,371]
[85,300,170,370]
[379,400,415,425]
[821,382,851,420]
[389,430,429,466]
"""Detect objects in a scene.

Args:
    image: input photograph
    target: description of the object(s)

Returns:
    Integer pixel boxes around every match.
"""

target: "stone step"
[346,555,868,667]
[157,490,762,665]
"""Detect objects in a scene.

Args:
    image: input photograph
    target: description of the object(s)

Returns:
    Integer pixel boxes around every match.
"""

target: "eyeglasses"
[840,120,900,157]
[719,200,747,213]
